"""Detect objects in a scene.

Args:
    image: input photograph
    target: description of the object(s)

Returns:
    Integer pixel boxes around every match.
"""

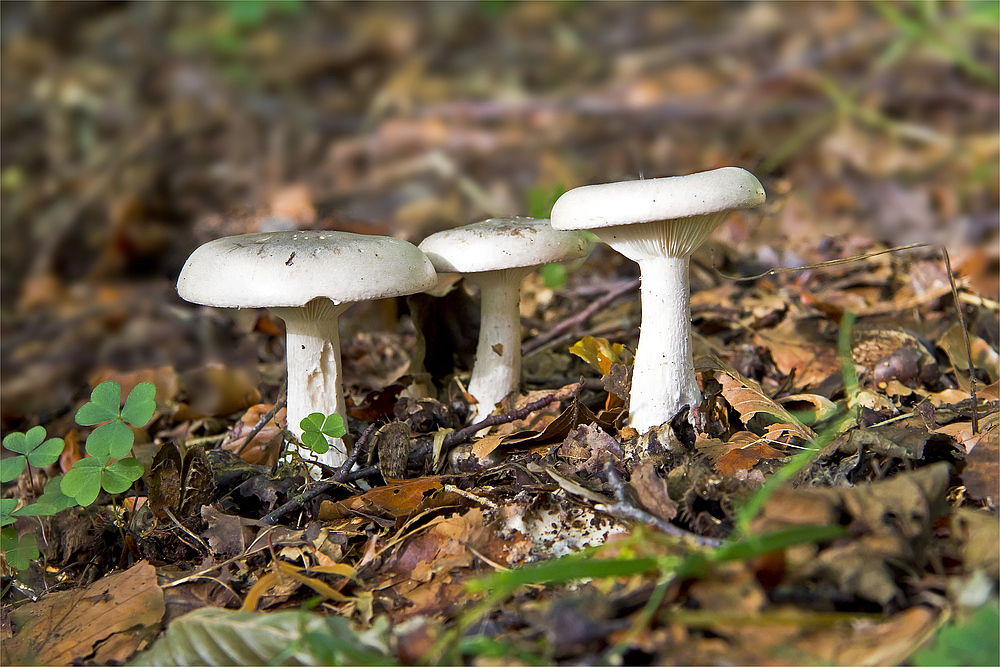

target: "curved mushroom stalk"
[466,267,531,423]
[271,297,351,470]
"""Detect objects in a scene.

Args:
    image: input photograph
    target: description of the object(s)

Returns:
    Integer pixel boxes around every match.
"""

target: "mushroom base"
[466,267,531,424]
[272,298,351,475]
[628,255,701,433]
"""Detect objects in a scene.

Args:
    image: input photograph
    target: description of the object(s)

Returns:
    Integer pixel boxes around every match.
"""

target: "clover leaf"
[75,381,122,425]
[61,456,146,507]
[86,419,134,459]
[101,459,145,494]
[76,381,157,460]
[121,382,156,428]
[1,498,17,527]
[299,412,346,455]
[0,528,39,571]
[14,476,78,516]
[61,457,108,507]
[1,426,65,483]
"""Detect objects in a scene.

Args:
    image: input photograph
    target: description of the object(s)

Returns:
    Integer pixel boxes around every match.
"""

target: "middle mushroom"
[419,217,588,424]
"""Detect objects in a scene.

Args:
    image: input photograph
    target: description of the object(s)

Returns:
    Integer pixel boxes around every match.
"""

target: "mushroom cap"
[177,230,437,308]
[550,167,765,231]
[418,217,588,274]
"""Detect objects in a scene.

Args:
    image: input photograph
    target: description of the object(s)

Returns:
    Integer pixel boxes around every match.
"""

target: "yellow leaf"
[569,336,625,375]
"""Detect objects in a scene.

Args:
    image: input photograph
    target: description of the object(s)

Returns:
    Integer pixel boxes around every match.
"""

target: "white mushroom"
[551,167,765,433]
[177,231,436,473]
[418,217,588,424]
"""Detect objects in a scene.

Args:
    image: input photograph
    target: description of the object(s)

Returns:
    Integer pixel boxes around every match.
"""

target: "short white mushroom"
[418,217,588,424]
[177,231,436,473]
[550,167,765,433]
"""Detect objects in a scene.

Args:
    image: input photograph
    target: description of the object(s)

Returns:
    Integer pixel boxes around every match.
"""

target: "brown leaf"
[951,508,1000,579]
[148,444,215,524]
[222,404,287,466]
[700,357,814,442]
[962,429,999,503]
[5,561,164,665]
[559,423,623,474]
[715,442,786,476]
[630,461,677,521]
[200,506,250,556]
[319,477,445,520]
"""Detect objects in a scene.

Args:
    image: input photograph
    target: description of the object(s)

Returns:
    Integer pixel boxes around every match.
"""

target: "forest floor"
[1,2,998,665]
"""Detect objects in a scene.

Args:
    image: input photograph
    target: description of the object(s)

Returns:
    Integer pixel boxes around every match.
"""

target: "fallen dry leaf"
[222,403,287,466]
[4,560,164,665]
[320,476,447,520]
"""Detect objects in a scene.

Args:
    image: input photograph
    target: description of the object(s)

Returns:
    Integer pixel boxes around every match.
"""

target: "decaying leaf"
[962,429,999,504]
[559,423,623,474]
[752,462,952,606]
[5,561,164,665]
[319,476,448,521]
[699,356,814,443]
[629,460,677,521]
[715,442,786,475]
[148,444,215,524]
[221,404,286,466]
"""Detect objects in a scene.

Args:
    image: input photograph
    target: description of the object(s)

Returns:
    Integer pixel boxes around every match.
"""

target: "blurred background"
[1,0,997,430]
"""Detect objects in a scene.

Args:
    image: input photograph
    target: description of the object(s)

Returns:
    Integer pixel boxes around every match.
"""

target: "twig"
[943,247,979,434]
[718,243,928,283]
[236,380,288,457]
[341,381,585,483]
[162,507,212,554]
[443,484,499,511]
[444,380,583,448]
[259,422,378,526]
[598,462,723,549]
[523,278,640,355]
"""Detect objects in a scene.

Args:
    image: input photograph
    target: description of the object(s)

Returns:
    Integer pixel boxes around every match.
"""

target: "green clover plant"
[1,380,158,571]
[299,412,346,455]
[0,528,38,571]
[61,381,156,506]
[0,498,17,528]
[1,426,64,483]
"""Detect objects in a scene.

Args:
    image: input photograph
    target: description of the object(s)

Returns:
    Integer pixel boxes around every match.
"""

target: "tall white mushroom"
[177,231,436,472]
[418,217,588,424]
[551,167,765,433]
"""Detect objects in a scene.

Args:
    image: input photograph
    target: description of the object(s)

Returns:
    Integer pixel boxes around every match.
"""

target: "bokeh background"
[2,0,998,427]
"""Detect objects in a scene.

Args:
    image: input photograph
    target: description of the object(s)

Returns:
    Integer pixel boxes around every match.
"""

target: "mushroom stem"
[271,297,351,470]
[629,255,701,432]
[466,268,530,423]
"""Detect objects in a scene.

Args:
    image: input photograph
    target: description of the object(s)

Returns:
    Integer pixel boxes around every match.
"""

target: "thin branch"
[340,381,584,484]
[259,422,379,526]
[236,379,288,457]
[943,247,979,434]
[523,278,640,355]
[598,462,723,549]
[718,243,928,283]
